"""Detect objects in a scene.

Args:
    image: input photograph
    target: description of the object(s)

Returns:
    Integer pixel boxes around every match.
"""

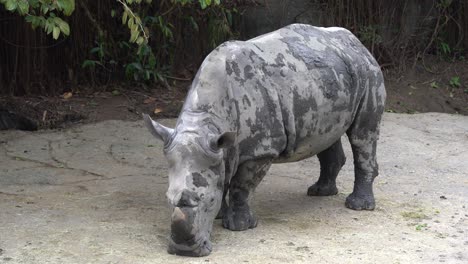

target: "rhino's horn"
[171,207,195,244]
[143,114,174,143]
[172,207,186,222]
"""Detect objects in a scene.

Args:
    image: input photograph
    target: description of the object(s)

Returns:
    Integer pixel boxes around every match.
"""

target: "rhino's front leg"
[223,159,272,231]
[307,138,346,196]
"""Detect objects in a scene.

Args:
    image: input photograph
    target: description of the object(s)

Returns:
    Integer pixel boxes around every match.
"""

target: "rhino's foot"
[345,193,375,210]
[222,205,257,231]
[307,183,338,196]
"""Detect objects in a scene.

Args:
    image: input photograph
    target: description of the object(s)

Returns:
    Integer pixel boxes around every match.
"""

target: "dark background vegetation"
[0,0,467,130]
[1,0,467,95]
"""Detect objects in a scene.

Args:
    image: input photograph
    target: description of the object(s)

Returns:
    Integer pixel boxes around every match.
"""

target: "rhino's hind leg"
[345,138,378,210]
[223,159,272,231]
[345,104,384,210]
[307,138,346,196]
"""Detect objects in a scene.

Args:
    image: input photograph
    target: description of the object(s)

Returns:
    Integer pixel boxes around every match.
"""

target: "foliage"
[430,0,467,61]
[1,0,222,43]
[1,0,233,88]
[357,25,382,47]
[106,0,235,83]
[124,44,167,83]
[449,76,461,88]
[0,0,74,39]
[318,0,468,71]
[438,40,451,56]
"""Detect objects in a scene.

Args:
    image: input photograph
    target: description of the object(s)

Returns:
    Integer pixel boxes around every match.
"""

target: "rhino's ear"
[143,114,174,143]
[212,132,237,149]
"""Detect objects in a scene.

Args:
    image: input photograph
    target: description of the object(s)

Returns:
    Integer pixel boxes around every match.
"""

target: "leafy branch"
[117,0,150,45]
[1,0,75,39]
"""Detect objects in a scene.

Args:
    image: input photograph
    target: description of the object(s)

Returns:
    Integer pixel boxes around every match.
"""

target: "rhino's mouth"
[167,207,212,257]
[167,235,212,257]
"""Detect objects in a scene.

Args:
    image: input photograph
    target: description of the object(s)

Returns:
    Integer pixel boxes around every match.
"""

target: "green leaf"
[41,4,49,14]
[82,60,96,69]
[53,26,60,39]
[135,16,141,25]
[57,0,75,16]
[144,70,151,80]
[90,47,101,54]
[17,0,29,15]
[28,0,40,9]
[129,62,143,71]
[25,15,35,23]
[450,76,461,88]
[148,52,156,68]
[59,21,70,35]
[111,9,116,17]
[118,41,131,49]
[136,36,145,45]
[130,28,139,43]
[199,0,207,9]
[45,20,54,34]
[25,15,42,29]
[5,0,18,11]
[122,10,128,24]
[54,17,70,36]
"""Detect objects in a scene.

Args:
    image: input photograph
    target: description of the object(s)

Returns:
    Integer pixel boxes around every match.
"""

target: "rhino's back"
[221,24,383,162]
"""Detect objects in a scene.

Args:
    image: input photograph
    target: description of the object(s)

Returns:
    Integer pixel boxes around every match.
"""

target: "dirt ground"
[0,113,467,264]
[384,57,468,114]
[0,57,467,130]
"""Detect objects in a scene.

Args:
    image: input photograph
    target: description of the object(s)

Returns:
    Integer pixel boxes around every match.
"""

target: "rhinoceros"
[143,24,386,256]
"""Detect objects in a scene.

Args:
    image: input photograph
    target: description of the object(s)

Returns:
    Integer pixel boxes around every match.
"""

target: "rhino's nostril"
[177,189,200,208]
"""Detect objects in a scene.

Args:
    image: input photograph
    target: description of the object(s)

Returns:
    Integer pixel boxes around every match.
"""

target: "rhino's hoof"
[307,183,338,196]
[222,206,257,231]
[345,193,375,210]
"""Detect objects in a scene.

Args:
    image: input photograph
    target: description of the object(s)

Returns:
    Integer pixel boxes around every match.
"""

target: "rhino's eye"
[209,142,220,153]
[195,138,221,159]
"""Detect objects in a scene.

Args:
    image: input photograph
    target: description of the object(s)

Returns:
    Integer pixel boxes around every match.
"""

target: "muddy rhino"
[144,24,386,256]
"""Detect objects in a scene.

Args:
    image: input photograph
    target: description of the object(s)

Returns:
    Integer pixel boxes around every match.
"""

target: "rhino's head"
[143,114,235,256]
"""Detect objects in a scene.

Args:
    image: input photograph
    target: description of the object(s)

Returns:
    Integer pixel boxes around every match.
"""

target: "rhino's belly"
[273,111,353,163]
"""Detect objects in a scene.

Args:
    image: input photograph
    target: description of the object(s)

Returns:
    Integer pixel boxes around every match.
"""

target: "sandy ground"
[0,113,467,264]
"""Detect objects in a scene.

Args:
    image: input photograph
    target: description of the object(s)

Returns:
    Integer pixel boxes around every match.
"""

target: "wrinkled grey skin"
[144,24,386,257]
